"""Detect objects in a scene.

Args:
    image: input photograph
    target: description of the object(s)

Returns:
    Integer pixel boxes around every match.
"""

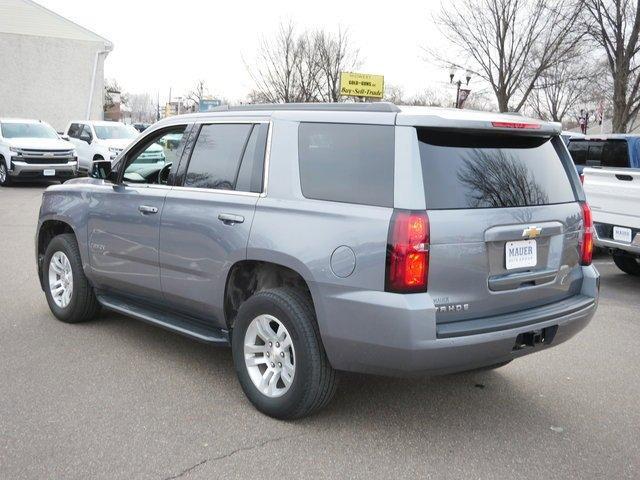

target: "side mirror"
[80,134,92,144]
[60,134,70,141]
[91,160,116,182]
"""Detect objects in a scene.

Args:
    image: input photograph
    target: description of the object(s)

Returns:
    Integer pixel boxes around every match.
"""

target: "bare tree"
[526,52,605,122]
[128,93,155,123]
[585,0,640,132]
[186,80,209,110]
[435,0,585,112]
[246,22,360,103]
[315,29,360,102]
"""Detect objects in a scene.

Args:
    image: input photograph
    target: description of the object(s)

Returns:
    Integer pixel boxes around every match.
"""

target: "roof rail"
[212,102,400,113]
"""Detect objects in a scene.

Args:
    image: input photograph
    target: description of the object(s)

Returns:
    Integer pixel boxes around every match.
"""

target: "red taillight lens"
[491,121,542,129]
[580,202,594,266]
[386,210,429,293]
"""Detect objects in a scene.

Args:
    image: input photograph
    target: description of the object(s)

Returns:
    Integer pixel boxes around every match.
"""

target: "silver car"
[35,103,599,419]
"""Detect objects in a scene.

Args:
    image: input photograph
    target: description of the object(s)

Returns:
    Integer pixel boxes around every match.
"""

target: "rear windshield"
[567,139,629,168]
[417,129,576,209]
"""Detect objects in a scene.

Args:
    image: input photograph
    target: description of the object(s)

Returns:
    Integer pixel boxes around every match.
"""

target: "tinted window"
[185,124,252,190]
[68,123,81,138]
[568,139,629,168]
[418,129,576,209]
[298,123,394,207]
[236,124,268,193]
[567,140,587,164]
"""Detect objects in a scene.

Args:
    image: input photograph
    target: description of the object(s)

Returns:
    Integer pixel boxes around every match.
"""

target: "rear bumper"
[9,160,77,178]
[317,265,599,377]
[594,223,640,255]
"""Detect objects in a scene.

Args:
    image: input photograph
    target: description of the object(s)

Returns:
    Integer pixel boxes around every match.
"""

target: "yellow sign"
[339,72,384,99]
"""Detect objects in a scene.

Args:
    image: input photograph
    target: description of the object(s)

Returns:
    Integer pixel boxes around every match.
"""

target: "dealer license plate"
[613,226,632,243]
[43,169,55,176]
[505,239,537,270]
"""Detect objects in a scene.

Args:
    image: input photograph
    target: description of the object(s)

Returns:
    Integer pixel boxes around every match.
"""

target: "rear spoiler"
[396,112,561,136]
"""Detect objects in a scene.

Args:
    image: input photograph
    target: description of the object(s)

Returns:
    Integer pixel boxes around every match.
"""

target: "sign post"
[339,72,384,99]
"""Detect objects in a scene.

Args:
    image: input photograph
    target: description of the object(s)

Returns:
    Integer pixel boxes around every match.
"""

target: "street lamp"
[449,68,472,108]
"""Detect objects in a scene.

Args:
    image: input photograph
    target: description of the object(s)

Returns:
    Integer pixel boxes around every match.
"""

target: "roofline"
[25,0,113,49]
[212,102,401,113]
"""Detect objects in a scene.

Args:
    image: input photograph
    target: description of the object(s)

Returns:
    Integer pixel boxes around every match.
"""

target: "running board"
[97,294,229,346]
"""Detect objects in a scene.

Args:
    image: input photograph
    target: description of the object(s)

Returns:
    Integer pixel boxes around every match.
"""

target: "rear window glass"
[567,139,629,168]
[418,130,576,209]
[298,123,394,207]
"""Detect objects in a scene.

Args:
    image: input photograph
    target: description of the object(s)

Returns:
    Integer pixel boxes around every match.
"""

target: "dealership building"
[0,0,112,131]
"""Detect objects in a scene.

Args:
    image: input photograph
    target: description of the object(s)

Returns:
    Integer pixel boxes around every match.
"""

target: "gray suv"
[36,103,599,419]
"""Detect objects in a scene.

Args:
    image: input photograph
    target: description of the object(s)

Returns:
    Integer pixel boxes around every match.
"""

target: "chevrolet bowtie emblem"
[522,226,542,239]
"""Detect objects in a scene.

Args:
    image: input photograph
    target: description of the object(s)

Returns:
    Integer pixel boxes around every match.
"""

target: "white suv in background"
[0,118,77,186]
[64,120,163,172]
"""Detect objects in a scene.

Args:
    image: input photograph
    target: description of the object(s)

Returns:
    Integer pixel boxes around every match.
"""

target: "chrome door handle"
[138,205,159,214]
[218,213,244,225]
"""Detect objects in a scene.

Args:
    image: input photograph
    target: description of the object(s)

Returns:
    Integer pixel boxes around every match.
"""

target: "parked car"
[36,103,599,419]
[0,118,77,186]
[64,120,163,172]
[566,134,640,181]
[583,166,640,275]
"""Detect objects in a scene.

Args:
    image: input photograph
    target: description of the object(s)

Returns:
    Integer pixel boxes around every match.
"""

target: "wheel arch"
[223,259,318,331]
[36,218,78,289]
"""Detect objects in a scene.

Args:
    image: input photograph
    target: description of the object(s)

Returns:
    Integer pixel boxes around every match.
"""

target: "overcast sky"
[36,0,458,104]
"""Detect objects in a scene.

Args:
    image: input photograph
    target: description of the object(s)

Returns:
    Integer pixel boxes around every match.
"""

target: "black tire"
[232,287,337,419]
[43,233,101,323]
[612,252,640,276]
[0,158,12,186]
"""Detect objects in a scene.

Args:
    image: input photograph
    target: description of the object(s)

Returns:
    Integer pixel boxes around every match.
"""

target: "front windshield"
[94,124,139,140]
[1,122,59,139]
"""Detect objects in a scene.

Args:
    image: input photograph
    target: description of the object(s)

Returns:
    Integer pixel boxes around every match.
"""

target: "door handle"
[218,213,244,225]
[138,205,159,214]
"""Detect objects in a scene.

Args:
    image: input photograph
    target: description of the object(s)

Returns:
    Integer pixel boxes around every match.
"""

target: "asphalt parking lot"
[0,183,638,480]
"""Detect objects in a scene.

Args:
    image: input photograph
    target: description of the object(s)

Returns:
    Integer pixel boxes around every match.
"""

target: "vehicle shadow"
[83,310,563,437]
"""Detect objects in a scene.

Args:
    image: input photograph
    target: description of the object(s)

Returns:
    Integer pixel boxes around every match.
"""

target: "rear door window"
[418,129,576,209]
[298,122,394,207]
[184,123,253,190]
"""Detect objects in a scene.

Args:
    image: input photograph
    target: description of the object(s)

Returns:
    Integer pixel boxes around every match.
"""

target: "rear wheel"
[0,159,11,186]
[613,252,640,276]
[44,233,101,323]
[232,287,337,419]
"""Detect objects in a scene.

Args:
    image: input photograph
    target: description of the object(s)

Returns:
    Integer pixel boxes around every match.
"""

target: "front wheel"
[43,233,101,323]
[0,159,11,186]
[232,288,337,419]
[613,252,640,276]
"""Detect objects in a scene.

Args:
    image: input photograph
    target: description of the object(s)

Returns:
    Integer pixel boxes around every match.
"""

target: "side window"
[80,124,93,142]
[123,126,186,184]
[298,122,395,207]
[68,123,81,138]
[236,123,268,193]
[184,123,253,190]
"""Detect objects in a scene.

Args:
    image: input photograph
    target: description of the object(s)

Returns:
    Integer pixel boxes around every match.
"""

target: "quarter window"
[298,123,395,207]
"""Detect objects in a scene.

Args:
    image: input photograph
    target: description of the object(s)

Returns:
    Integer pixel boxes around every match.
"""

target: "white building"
[0,0,112,131]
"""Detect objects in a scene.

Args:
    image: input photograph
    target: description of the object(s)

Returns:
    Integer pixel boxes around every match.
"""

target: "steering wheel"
[157,162,172,185]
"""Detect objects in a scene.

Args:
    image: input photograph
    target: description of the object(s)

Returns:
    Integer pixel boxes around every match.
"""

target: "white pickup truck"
[583,167,640,276]
[64,120,164,172]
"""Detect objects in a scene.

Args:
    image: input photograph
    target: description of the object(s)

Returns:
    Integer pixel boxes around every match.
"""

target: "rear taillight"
[385,210,429,293]
[580,202,594,266]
